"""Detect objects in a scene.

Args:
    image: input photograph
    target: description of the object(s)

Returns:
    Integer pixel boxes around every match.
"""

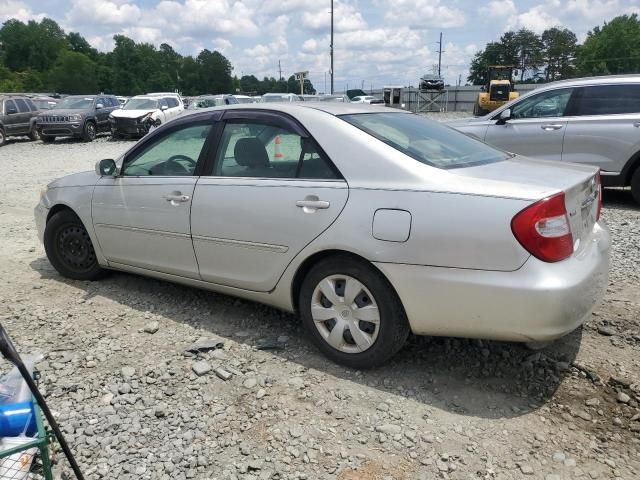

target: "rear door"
[13,98,32,134]
[484,87,576,161]
[94,97,111,131]
[191,110,348,292]
[562,84,640,175]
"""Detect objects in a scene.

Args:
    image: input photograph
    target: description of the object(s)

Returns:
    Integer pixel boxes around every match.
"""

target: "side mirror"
[96,158,117,177]
[6,107,17,115]
[96,103,104,109]
[161,105,168,111]
[496,108,511,125]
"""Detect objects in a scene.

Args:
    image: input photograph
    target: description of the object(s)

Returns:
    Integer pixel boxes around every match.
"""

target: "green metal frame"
[0,387,54,480]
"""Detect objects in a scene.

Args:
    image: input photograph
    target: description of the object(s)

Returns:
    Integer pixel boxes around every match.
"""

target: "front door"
[484,87,576,161]
[191,111,348,292]
[92,121,214,278]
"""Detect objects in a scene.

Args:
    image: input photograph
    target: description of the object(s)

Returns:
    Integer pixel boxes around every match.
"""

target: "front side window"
[123,124,211,176]
[510,88,574,119]
[341,112,506,169]
[164,97,178,108]
[575,84,640,116]
[214,120,338,179]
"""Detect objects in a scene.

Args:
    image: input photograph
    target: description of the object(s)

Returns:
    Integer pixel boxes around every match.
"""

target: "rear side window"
[341,112,506,169]
[4,99,17,114]
[26,99,37,111]
[14,98,30,113]
[575,84,640,115]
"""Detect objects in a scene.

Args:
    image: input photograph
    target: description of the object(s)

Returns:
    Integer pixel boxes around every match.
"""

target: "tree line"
[468,14,640,85]
[0,17,315,96]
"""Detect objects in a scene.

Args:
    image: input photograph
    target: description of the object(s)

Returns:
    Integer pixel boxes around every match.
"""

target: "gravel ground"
[0,124,638,480]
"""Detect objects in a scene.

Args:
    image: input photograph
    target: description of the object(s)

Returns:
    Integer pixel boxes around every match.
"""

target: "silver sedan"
[35,104,610,368]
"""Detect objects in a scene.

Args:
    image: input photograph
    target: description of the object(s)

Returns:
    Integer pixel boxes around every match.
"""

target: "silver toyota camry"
[35,104,610,368]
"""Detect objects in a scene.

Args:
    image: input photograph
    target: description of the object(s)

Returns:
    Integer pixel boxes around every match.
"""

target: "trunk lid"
[452,156,600,249]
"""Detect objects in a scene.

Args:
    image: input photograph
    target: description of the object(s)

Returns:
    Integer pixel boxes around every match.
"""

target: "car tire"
[0,127,5,146]
[28,126,39,141]
[41,134,55,143]
[631,167,640,205]
[82,121,97,142]
[299,255,410,369]
[44,210,107,281]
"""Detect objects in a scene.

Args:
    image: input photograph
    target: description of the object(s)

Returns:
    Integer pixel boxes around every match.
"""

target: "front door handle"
[296,196,330,212]
[541,124,563,131]
[164,192,191,204]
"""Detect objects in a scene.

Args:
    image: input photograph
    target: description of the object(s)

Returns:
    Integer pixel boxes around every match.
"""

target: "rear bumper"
[375,222,610,342]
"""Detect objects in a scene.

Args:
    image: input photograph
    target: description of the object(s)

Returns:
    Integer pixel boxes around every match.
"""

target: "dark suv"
[0,94,40,146]
[37,95,120,142]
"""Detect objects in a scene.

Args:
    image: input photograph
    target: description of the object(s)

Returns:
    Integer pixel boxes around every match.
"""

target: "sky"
[1,0,640,93]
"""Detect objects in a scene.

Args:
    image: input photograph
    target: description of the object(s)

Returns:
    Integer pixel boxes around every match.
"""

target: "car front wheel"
[299,256,409,368]
[0,128,5,146]
[44,210,106,281]
[82,121,96,142]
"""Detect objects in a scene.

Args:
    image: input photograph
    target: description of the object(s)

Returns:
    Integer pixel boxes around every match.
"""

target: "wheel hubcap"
[88,125,95,138]
[57,225,96,272]
[311,275,380,354]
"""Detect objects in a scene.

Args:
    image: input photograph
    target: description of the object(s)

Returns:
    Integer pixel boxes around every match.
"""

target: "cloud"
[479,0,516,18]
[66,0,141,26]
[379,0,466,28]
[0,0,45,22]
[507,5,561,33]
[301,2,366,32]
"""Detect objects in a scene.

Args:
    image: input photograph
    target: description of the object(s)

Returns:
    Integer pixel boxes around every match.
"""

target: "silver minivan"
[449,75,640,203]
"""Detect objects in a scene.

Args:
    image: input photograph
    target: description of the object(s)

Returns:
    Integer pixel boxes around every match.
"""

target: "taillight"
[595,171,602,221]
[511,192,574,263]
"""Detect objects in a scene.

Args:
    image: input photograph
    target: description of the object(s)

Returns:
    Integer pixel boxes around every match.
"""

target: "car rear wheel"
[82,121,96,142]
[299,256,409,368]
[44,210,107,281]
[631,168,640,205]
[0,128,5,146]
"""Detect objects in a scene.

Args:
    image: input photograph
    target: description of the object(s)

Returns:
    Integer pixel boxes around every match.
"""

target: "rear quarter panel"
[304,188,531,272]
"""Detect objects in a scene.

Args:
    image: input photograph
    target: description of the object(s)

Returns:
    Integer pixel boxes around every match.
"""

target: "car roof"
[537,74,640,89]
[177,103,394,119]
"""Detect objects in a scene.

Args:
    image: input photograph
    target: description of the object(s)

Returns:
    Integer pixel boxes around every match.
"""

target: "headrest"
[234,137,270,168]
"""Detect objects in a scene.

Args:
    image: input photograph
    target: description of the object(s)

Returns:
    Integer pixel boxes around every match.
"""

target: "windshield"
[34,100,56,109]
[56,97,94,109]
[124,98,158,110]
[340,113,506,169]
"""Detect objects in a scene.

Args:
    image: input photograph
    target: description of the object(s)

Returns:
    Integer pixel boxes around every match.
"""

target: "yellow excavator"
[474,66,519,116]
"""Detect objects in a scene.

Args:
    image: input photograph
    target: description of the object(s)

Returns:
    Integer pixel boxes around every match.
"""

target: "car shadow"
[603,187,638,211]
[30,256,582,420]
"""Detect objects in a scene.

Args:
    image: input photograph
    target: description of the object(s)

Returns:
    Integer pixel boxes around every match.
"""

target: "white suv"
[109,93,184,137]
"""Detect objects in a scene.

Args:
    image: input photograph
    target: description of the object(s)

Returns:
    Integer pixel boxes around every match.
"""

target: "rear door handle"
[541,124,564,131]
[164,193,191,204]
[296,198,330,212]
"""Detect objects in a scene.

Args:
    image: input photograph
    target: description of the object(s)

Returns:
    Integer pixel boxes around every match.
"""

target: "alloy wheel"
[86,123,96,140]
[311,274,380,353]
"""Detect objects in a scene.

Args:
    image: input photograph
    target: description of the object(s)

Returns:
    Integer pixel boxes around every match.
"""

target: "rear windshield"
[340,112,507,169]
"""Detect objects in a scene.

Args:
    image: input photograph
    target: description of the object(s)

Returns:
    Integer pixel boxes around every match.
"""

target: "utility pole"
[278,60,282,81]
[324,72,327,94]
[437,32,444,77]
[330,0,334,94]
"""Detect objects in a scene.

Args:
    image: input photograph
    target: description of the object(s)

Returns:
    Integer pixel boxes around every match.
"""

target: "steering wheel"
[167,154,196,168]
